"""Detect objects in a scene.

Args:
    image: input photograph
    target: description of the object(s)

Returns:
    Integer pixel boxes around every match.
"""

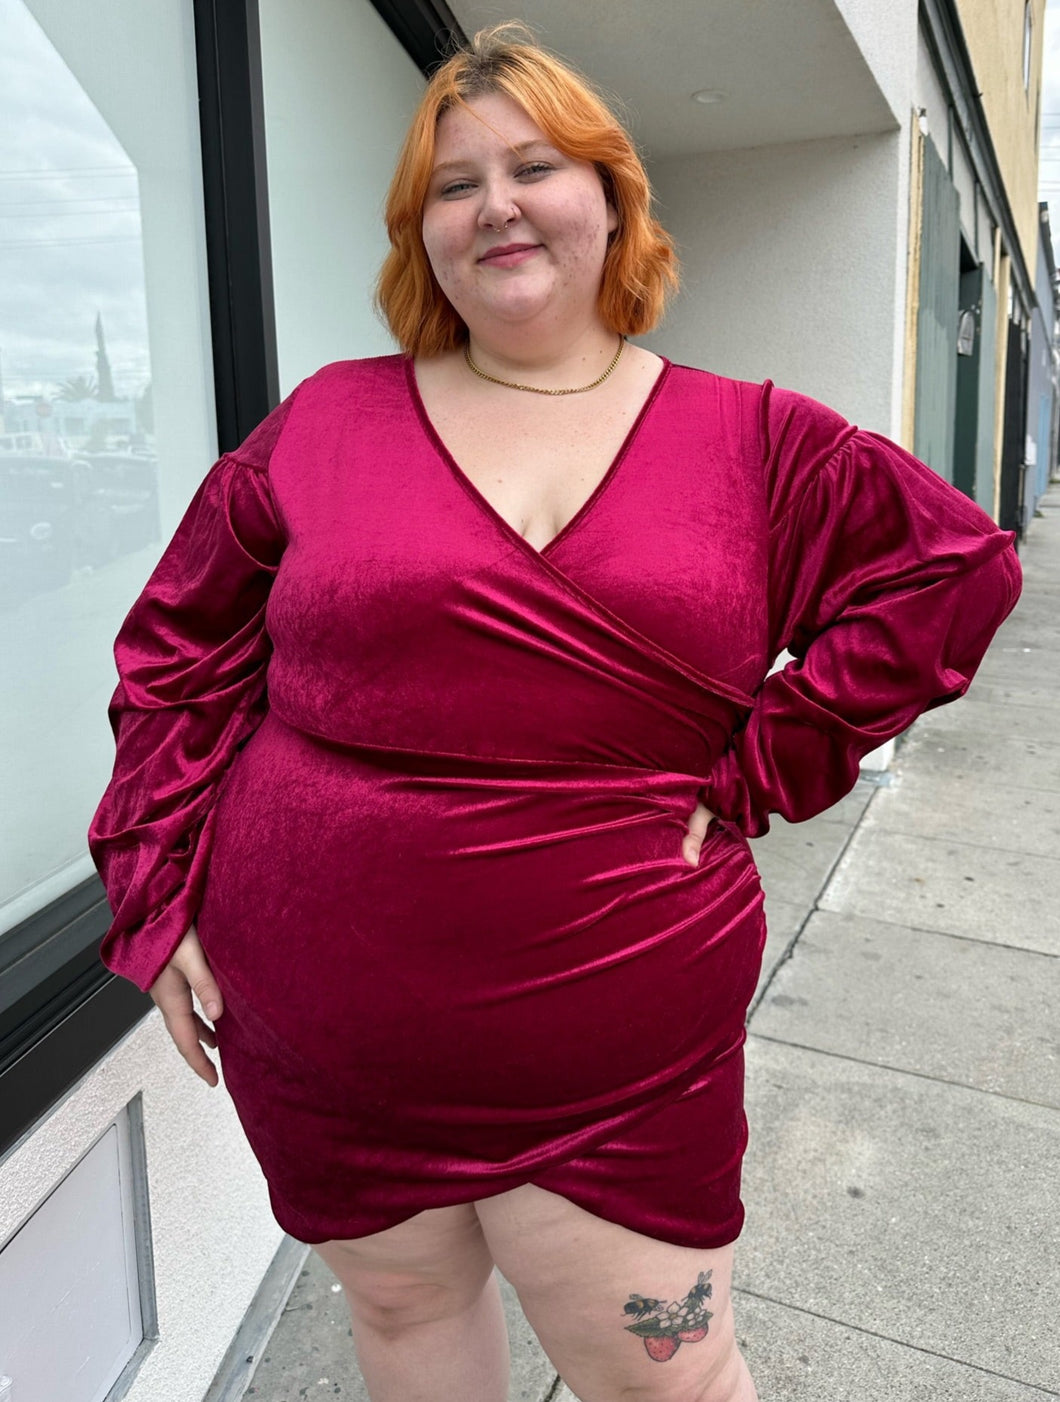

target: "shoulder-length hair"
[377,23,679,357]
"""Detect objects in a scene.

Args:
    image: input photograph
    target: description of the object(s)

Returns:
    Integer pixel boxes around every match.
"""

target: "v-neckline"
[405,355,672,559]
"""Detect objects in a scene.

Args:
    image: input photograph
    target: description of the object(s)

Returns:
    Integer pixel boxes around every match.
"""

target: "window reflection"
[0,0,211,935]
[0,4,154,604]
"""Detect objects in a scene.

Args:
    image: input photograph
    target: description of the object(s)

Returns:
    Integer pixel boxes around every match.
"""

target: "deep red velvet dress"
[89,356,1020,1246]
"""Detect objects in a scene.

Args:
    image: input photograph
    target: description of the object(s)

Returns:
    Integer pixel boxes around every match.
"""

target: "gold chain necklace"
[463,337,624,395]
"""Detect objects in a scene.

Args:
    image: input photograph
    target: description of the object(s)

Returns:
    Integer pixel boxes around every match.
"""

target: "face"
[420,91,619,337]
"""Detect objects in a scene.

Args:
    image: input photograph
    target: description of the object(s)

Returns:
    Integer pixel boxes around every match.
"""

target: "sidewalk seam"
[851,822,1060,855]
[732,1286,1060,1396]
[798,909,1060,960]
[746,1031,1060,1112]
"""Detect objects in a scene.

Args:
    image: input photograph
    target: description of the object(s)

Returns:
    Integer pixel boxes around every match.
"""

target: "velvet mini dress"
[89,356,1021,1247]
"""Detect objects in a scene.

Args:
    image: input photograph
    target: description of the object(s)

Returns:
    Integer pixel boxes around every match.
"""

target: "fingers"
[149,926,224,1086]
[176,923,224,1022]
[150,969,220,1085]
[682,797,718,868]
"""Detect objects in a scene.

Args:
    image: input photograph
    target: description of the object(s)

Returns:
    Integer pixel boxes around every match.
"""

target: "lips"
[478,242,540,265]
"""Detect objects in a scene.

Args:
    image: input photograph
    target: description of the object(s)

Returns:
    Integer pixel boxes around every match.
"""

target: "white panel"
[645,131,901,435]
[0,1120,142,1402]
[259,0,425,392]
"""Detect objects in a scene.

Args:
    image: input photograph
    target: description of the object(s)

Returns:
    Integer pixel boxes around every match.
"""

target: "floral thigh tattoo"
[622,1271,714,1362]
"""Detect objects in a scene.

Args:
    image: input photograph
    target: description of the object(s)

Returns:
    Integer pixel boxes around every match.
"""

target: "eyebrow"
[431,140,557,176]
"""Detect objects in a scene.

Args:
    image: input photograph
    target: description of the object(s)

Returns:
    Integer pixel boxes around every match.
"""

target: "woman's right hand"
[148,924,225,1086]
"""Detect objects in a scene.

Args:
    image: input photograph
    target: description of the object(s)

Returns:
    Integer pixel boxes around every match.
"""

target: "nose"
[477,180,519,233]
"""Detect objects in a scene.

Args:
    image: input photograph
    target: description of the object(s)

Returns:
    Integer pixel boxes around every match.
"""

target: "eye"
[517,161,553,179]
[439,178,476,198]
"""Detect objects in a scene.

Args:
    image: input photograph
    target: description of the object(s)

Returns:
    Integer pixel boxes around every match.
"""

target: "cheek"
[421,231,462,298]
[422,206,465,265]
[561,197,613,265]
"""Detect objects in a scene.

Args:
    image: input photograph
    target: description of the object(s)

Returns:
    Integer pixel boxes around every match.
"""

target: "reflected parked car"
[0,454,83,593]
[73,451,161,564]
[0,451,161,600]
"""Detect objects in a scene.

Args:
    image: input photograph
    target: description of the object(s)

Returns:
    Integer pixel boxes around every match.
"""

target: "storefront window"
[0,0,216,936]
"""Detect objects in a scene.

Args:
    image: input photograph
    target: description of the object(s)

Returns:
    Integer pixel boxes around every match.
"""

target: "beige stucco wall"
[956,0,1046,277]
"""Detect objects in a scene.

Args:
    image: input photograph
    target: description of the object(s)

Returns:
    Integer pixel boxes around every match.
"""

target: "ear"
[605,199,620,236]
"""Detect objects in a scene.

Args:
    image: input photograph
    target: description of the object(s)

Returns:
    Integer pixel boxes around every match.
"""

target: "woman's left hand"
[682,797,717,867]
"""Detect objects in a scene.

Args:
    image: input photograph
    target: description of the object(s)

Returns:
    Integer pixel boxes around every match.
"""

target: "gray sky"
[0,0,149,402]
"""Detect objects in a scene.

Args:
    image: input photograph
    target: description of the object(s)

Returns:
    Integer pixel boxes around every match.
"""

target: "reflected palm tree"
[56,374,98,401]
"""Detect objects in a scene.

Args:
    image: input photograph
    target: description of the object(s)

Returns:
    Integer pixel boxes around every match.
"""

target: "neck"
[464,319,620,392]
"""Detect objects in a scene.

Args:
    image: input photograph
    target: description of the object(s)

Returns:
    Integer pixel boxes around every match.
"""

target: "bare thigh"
[475,1183,755,1402]
[314,1201,496,1331]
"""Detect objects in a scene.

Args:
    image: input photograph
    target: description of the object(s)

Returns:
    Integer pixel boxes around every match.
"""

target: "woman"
[89,24,1021,1402]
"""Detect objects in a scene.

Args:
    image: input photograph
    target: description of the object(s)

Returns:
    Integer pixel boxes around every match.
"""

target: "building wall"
[259,0,422,394]
[993,247,1013,513]
[644,130,906,436]
[1028,216,1058,510]
[833,0,918,125]
[956,0,1046,275]
[1,1019,280,1402]
[915,27,996,265]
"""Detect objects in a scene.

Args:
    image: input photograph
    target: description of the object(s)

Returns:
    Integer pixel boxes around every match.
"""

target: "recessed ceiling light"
[691,89,725,104]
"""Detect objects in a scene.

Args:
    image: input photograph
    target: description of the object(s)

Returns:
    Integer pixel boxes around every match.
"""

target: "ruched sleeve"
[89,404,292,991]
[702,384,1022,837]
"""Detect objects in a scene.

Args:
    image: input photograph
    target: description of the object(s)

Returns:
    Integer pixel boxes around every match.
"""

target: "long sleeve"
[89,405,291,992]
[702,384,1022,837]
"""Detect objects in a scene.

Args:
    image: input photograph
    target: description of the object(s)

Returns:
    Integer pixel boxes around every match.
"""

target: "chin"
[477,287,560,323]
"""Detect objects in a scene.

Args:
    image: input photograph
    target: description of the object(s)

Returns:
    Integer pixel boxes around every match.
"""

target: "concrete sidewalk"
[242,489,1060,1401]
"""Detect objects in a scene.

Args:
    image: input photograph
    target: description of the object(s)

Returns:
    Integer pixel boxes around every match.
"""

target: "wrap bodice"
[264,358,757,777]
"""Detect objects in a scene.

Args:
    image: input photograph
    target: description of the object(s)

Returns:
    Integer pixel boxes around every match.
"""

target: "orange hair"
[377,23,679,356]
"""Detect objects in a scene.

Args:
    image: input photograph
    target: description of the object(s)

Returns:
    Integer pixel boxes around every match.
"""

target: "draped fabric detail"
[702,398,1022,836]
[88,423,292,990]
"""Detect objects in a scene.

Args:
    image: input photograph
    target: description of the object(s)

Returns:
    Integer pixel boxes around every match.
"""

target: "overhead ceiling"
[448,0,898,160]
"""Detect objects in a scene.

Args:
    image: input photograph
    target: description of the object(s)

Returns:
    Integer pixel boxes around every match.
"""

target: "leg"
[475,1183,757,1402]
[313,1201,509,1402]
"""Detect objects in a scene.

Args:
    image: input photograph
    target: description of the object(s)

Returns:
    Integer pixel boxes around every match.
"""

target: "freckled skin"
[420,91,618,337]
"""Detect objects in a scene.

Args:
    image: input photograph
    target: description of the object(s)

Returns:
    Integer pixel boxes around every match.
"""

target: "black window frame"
[0,0,462,1160]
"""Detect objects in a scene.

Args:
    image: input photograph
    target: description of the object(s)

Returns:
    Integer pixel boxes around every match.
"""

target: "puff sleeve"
[702,383,1022,837]
[88,400,293,992]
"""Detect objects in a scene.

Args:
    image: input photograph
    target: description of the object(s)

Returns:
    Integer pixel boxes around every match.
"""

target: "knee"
[687,1331,752,1402]
[683,1304,754,1402]
[346,1276,462,1337]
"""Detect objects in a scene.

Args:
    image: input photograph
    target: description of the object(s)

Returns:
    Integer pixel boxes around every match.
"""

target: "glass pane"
[0,0,217,936]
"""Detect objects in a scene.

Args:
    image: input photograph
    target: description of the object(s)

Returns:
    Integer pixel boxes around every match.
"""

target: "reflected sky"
[0,0,149,400]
